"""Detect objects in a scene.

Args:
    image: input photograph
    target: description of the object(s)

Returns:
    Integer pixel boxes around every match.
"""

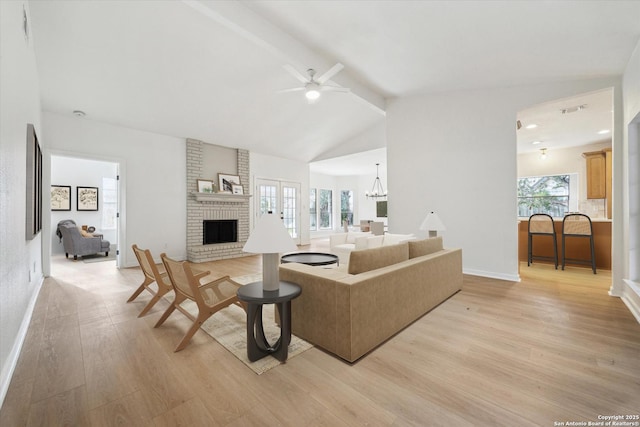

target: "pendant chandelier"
[365,163,387,199]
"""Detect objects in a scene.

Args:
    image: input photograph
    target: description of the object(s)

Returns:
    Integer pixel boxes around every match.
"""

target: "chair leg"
[154,293,186,327]
[174,314,209,352]
[126,277,154,302]
[138,288,169,318]
[527,233,532,266]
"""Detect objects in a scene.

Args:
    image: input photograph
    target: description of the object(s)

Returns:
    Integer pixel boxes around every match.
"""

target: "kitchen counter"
[518,217,612,270]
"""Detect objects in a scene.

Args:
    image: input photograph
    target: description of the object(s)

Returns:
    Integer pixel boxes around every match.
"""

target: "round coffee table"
[281,252,339,267]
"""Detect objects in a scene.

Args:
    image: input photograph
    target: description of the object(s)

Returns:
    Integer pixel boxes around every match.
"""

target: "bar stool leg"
[561,234,566,270]
[590,235,597,274]
[552,232,558,269]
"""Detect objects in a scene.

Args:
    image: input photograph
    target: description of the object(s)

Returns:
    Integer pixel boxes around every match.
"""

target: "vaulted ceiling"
[29,1,640,166]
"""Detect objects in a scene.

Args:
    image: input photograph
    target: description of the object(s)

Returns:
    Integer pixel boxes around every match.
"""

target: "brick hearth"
[186,139,250,262]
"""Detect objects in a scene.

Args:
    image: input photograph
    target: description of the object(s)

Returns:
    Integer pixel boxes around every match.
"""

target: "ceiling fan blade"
[283,64,309,84]
[320,85,350,93]
[316,63,344,84]
[277,87,305,93]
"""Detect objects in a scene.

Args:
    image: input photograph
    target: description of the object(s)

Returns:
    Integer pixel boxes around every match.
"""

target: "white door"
[255,178,301,245]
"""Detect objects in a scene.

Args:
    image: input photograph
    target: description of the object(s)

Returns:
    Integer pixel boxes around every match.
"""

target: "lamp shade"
[419,211,446,238]
[243,212,297,291]
[244,212,297,254]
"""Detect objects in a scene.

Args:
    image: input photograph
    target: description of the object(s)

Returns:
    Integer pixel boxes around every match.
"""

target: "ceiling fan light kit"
[281,63,349,103]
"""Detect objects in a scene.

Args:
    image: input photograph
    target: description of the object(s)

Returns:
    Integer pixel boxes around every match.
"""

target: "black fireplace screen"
[203,220,237,244]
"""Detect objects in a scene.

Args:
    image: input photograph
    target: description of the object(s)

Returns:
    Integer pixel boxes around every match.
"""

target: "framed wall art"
[77,186,99,211]
[197,179,215,193]
[25,124,43,239]
[51,185,71,211]
[232,184,244,195]
[218,173,240,193]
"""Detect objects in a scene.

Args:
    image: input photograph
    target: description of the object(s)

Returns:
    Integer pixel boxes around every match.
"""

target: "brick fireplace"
[186,139,250,262]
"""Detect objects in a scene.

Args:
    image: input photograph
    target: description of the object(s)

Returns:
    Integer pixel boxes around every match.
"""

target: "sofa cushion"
[408,237,443,259]
[346,231,370,244]
[348,241,410,275]
[382,233,415,246]
[366,235,384,248]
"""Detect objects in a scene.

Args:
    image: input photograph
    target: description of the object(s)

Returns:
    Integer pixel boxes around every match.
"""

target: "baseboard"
[0,275,44,409]
[621,279,640,324]
[463,268,520,283]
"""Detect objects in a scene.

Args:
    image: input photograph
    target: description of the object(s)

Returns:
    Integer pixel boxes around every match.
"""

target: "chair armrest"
[193,271,210,282]
[199,276,242,303]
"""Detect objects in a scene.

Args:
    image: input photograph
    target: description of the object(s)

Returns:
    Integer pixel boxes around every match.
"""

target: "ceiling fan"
[279,63,350,102]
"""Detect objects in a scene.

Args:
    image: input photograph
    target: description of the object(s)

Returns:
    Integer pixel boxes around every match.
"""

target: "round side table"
[236,281,302,362]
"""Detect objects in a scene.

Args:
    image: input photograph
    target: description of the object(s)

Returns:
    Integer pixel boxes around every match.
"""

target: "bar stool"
[527,213,558,269]
[561,213,596,274]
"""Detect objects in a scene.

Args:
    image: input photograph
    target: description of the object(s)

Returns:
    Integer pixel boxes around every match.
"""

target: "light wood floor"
[2,240,639,426]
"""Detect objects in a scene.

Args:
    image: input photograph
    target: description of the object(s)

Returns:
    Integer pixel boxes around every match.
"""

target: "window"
[517,174,572,218]
[340,190,354,226]
[319,189,332,230]
[309,188,317,231]
[101,177,117,230]
[259,184,277,215]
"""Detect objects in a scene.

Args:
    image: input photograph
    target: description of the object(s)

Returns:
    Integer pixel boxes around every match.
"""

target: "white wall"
[0,0,44,407]
[250,152,310,244]
[386,76,622,281]
[43,112,186,267]
[620,38,640,320]
[50,156,118,254]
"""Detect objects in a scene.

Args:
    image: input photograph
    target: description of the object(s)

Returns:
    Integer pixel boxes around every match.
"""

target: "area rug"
[163,273,312,375]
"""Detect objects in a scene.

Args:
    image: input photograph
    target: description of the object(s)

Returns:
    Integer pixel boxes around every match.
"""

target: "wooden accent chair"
[127,244,174,317]
[156,253,245,352]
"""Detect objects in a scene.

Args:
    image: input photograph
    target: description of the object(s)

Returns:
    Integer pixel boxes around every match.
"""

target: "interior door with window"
[255,178,301,245]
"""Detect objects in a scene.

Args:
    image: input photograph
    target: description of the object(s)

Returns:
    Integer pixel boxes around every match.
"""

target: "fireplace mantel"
[192,192,251,203]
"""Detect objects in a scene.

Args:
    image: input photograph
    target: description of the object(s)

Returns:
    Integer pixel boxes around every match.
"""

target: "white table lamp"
[243,212,297,291]
[419,211,446,238]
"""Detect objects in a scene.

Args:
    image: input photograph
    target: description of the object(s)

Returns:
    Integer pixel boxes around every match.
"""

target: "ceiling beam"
[182,0,386,116]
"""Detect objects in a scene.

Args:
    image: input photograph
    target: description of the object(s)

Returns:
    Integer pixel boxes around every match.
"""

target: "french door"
[255,178,301,245]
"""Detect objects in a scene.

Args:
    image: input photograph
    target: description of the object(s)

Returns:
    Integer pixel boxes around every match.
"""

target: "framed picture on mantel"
[197,179,215,193]
[232,184,244,195]
[218,173,240,193]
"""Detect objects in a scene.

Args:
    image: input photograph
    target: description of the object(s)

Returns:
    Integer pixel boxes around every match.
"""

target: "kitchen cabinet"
[583,150,606,199]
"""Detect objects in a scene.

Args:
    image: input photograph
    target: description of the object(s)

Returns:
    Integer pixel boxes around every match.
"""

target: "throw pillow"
[408,237,443,259]
[348,242,409,275]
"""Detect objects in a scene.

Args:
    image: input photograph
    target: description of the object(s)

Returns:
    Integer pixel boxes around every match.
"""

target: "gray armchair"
[57,219,110,260]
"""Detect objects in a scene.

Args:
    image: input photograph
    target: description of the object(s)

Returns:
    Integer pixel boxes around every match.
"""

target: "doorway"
[50,155,120,270]
[255,178,302,245]
[516,88,613,280]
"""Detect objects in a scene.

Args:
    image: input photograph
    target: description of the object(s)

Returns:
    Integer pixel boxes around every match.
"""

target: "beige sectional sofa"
[279,237,462,362]
[328,231,371,264]
[329,231,416,265]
